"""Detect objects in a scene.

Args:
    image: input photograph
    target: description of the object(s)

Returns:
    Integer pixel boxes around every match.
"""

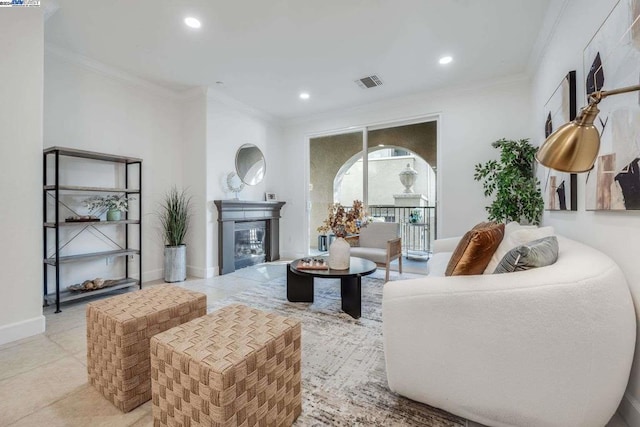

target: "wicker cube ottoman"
[150,304,302,427]
[87,285,207,412]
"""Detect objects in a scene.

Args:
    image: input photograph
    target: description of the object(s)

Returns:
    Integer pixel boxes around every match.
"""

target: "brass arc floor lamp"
[536,84,640,173]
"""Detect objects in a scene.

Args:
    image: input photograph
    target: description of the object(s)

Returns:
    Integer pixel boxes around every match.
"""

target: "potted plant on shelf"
[317,200,367,269]
[473,138,544,225]
[84,194,133,221]
[158,187,192,282]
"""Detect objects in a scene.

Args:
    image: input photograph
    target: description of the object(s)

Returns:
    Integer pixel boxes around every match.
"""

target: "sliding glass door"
[308,121,437,258]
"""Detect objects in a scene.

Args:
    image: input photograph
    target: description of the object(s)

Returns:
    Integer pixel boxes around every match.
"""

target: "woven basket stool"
[150,304,302,427]
[87,285,207,413]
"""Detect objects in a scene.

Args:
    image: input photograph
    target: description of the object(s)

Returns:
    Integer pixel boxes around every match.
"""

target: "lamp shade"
[535,103,601,173]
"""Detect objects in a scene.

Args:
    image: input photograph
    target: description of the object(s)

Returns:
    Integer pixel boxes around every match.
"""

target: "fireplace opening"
[234,220,267,270]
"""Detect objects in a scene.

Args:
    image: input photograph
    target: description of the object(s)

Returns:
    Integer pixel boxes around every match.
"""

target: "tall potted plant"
[159,187,192,282]
[473,138,544,225]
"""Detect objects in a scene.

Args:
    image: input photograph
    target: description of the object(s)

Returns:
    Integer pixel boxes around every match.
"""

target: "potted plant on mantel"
[159,187,192,283]
[84,194,133,221]
[473,138,544,225]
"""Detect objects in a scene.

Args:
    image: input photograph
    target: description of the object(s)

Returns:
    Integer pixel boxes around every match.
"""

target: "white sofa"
[382,234,636,427]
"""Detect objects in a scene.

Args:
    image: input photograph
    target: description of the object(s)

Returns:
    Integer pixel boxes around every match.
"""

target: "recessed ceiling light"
[299,92,310,100]
[439,56,453,65]
[184,17,201,29]
[378,144,385,147]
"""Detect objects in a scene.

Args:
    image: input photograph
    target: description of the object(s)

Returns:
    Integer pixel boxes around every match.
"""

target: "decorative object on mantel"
[265,192,277,201]
[398,163,418,193]
[474,138,544,225]
[84,194,134,221]
[68,277,119,292]
[317,200,367,270]
[226,171,245,199]
[159,187,192,282]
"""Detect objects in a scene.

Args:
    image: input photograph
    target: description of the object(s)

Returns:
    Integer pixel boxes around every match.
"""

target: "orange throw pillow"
[445,222,505,276]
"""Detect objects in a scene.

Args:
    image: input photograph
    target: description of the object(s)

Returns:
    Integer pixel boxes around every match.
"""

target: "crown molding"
[206,87,281,125]
[526,0,571,75]
[44,43,185,101]
[44,44,281,123]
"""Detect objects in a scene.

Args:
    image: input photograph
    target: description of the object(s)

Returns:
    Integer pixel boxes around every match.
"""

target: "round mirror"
[235,144,266,185]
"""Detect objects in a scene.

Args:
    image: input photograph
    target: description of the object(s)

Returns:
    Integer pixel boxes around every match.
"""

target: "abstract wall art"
[584,0,640,210]
[543,71,578,211]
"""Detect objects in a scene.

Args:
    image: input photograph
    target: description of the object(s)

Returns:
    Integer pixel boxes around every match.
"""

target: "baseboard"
[186,265,216,279]
[207,267,218,278]
[0,315,46,346]
[619,393,640,427]
[144,268,164,282]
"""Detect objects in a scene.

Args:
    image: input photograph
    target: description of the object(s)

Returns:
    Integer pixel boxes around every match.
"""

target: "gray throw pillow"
[493,236,558,274]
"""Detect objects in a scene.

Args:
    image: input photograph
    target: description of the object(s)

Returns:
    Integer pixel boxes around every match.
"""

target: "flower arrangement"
[317,200,367,238]
[84,194,133,215]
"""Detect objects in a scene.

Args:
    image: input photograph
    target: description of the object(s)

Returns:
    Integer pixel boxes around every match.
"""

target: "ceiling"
[44,0,551,119]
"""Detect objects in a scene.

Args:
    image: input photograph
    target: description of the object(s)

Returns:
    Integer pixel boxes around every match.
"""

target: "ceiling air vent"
[355,75,383,89]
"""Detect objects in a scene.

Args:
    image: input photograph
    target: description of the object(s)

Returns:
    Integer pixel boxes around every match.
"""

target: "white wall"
[42,52,284,285]
[205,92,282,275]
[44,50,185,284]
[181,89,208,278]
[531,0,640,423]
[0,8,45,344]
[277,76,533,259]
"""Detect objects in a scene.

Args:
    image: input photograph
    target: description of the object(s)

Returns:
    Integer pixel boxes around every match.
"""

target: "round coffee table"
[287,256,377,319]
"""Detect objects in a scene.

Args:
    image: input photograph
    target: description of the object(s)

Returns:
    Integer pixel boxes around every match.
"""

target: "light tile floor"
[0,261,629,426]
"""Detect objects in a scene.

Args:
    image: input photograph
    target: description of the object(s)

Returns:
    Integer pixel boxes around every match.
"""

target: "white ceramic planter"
[164,245,186,282]
[328,237,350,270]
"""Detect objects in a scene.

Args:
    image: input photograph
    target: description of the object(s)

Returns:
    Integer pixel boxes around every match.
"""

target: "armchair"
[349,222,402,282]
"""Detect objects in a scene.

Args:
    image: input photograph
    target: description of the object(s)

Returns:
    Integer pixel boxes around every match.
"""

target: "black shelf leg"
[43,152,48,307]
[54,150,61,313]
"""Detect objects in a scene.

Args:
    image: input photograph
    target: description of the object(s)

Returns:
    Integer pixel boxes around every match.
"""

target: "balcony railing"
[368,205,436,259]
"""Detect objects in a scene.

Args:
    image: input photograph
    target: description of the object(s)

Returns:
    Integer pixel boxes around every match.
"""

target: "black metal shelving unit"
[43,147,142,313]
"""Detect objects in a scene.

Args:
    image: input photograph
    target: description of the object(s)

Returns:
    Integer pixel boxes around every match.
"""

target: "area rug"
[205,275,466,426]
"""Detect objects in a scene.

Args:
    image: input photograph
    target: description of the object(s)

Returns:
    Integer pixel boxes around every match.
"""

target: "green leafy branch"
[473,138,543,225]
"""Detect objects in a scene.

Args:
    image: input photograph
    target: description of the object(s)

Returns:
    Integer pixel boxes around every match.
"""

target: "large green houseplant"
[159,187,192,282]
[473,138,544,225]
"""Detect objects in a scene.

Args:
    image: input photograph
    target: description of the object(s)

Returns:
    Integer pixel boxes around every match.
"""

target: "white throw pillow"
[506,226,555,247]
[483,222,549,274]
